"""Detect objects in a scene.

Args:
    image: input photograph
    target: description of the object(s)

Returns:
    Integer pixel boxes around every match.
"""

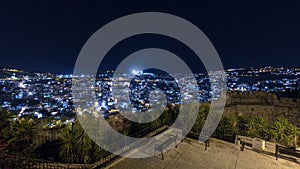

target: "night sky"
[1,1,300,74]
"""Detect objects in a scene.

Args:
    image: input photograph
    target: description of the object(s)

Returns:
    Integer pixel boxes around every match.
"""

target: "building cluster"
[226,67,300,96]
[0,66,299,127]
[0,68,73,127]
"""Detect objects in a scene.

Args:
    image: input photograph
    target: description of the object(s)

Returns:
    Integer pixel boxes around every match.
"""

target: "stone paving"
[107,138,300,169]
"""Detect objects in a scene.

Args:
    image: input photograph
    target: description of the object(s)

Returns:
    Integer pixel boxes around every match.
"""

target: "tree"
[73,120,93,163]
[162,111,172,125]
[192,103,209,135]
[58,118,106,163]
[0,109,14,157]
[10,117,37,157]
[0,109,14,140]
[151,118,162,129]
[227,114,239,131]
[270,117,299,146]
[0,109,14,129]
[59,126,77,163]
[246,116,268,139]
[215,115,240,142]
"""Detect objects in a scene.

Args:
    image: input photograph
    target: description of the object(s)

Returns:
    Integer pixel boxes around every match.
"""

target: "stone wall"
[223,91,300,127]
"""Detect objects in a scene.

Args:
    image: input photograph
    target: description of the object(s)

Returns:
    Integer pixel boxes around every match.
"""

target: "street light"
[132,69,138,75]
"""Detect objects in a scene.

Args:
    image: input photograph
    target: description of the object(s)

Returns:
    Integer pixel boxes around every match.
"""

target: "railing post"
[275,144,279,160]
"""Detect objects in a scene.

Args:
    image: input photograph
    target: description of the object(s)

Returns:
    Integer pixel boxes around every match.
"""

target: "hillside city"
[0,66,299,129]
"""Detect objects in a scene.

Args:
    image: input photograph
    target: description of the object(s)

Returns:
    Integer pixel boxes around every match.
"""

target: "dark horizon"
[1,1,300,74]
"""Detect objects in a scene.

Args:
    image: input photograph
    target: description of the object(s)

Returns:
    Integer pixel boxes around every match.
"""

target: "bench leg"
[241,143,245,151]
[205,139,209,150]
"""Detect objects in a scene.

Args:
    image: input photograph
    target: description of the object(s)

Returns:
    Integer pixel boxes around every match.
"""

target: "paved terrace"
[107,138,300,169]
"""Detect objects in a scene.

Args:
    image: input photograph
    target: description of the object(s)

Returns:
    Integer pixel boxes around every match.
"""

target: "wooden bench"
[236,135,253,151]
[154,135,177,160]
[275,144,300,160]
[187,132,210,150]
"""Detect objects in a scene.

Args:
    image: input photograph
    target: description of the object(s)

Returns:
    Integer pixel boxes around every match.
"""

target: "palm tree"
[59,126,77,163]
[246,116,268,139]
[59,118,104,163]
[0,109,14,138]
[0,109,14,157]
[226,114,241,137]
[0,109,14,127]
[270,117,299,146]
[90,142,106,162]
[215,115,240,142]
[228,115,239,129]
[72,120,93,163]
[10,118,37,156]
[290,125,300,147]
